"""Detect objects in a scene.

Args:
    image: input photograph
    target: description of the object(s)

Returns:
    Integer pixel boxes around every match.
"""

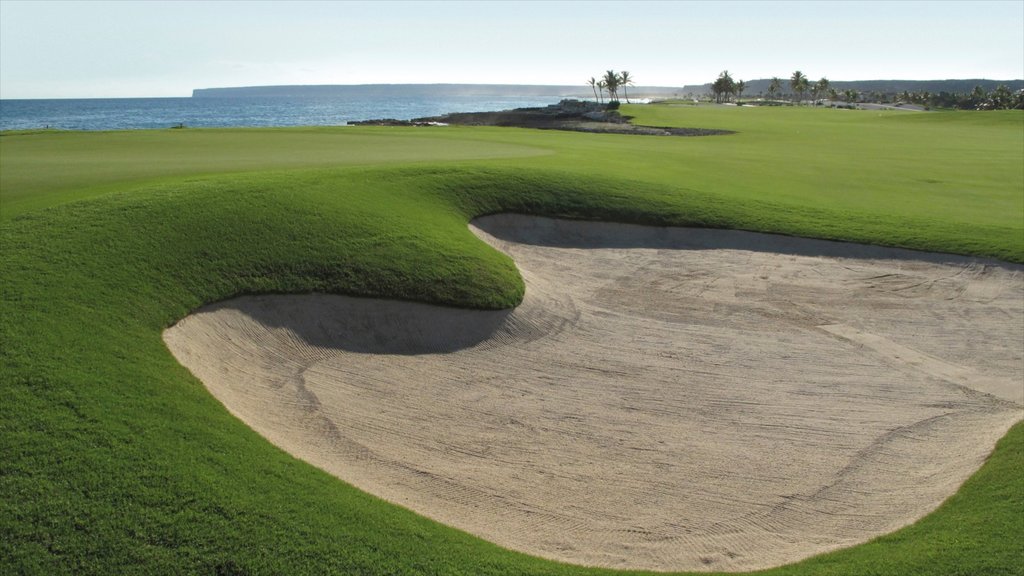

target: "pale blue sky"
[2,0,1022,99]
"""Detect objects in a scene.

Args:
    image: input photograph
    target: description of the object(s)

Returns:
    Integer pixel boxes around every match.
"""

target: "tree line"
[712,70,840,105]
[709,70,1023,110]
[587,70,634,104]
[898,85,1023,110]
[583,69,1024,110]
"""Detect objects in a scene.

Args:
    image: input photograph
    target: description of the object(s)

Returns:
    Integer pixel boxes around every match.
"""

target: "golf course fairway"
[2,105,1022,575]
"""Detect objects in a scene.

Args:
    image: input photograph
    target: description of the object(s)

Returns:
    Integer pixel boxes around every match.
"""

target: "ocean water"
[0,95,573,131]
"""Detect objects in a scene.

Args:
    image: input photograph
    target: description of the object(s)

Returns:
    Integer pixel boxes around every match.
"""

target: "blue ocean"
[0,95,570,131]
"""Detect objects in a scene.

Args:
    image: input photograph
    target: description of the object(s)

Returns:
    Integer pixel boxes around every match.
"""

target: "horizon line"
[5,78,1023,101]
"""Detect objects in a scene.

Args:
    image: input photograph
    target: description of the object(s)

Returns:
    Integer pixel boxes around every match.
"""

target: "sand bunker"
[164,215,1023,572]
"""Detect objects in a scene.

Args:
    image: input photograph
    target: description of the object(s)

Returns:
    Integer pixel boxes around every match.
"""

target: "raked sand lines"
[164,215,1023,572]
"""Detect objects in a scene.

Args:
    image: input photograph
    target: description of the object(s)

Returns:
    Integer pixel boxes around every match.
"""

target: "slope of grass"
[0,127,550,219]
[2,107,1022,575]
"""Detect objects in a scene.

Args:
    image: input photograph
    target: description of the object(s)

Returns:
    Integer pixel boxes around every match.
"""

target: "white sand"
[164,215,1024,572]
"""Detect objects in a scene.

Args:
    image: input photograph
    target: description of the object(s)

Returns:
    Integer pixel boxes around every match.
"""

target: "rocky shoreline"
[349,99,733,137]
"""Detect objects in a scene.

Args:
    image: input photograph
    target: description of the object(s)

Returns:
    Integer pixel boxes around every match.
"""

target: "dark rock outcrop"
[350,99,733,137]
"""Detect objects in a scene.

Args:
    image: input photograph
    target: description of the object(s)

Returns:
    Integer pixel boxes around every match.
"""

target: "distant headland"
[192,84,683,99]
[192,80,1023,101]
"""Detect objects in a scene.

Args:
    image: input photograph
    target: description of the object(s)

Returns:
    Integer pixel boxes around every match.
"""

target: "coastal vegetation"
[703,69,1023,109]
[2,105,1022,574]
[586,70,634,104]
[790,70,809,104]
[902,83,1024,110]
[711,70,740,104]
[711,70,829,106]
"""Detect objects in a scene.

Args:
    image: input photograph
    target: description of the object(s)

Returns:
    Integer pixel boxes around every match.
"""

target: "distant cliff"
[193,81,1023,102]
[191,84,687,99]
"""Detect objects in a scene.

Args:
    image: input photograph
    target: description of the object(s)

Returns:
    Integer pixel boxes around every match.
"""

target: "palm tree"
[712,70,735,103]
[619,71,634,104]
[815,77,829,105]
[768,77,782,101]
[587,77,599,103]
[735,80,746,104]
[603,70,620,102]
[790,70,808,105]
[596,79,607,104]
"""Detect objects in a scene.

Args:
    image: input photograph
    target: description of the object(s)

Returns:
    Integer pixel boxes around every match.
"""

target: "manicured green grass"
[5,107,1021,260]
[0,127,550,219]
[2,107,1022,575]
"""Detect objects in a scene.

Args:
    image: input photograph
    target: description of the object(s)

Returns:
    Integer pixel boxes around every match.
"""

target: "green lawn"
[0,127,551,220]
[2,106,1022,575]
[5,106,1022,260]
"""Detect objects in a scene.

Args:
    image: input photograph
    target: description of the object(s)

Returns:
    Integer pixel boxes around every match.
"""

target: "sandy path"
[163,215,1023,572]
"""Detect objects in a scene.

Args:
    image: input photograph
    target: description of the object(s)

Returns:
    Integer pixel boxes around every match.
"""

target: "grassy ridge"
[0,127,550,219]
[2,108,1023,574]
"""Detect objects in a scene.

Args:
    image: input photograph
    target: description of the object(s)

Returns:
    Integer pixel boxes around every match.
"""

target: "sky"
[1,0,1022,99]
